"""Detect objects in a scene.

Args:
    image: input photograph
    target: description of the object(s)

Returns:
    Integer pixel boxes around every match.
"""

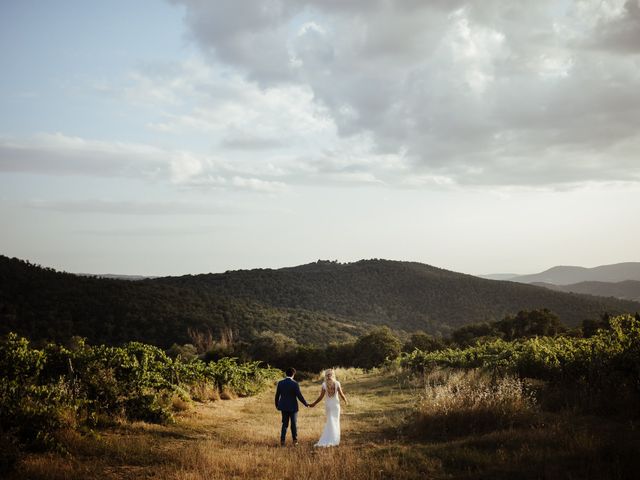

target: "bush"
[0,332,281,459]
[402,332,445,353]
[400,315,640,416]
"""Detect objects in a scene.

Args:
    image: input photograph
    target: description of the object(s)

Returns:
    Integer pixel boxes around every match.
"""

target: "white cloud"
[230,176,286,193]
[12,1,637,192]
[0,133,288,193]
[164,0,640,187]
[25,198,239,215]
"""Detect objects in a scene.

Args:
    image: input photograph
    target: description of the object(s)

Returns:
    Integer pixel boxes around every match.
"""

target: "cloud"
[75,225,225,236]
[165,0,640,187]
[25,198,240,215]
[220,135,284,151]
[0,133,291,193]
[0,133,166,178]
[576,0,640,53]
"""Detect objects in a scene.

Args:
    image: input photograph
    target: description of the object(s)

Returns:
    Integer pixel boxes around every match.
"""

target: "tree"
[249,331,298,367]
[402,331,444,353]
[353,327,402,369]
[451,322,495,346]
[496,309,564,340]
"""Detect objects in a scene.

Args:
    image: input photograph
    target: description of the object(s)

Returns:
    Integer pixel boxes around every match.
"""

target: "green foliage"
[400,315,640,407]
[495,309,566,340]
[249,331,298,364]
[166,343,198,361]
[2,256,638,350]
[252,326,404,373]
[402,331,445,353]
[0,334,73,452]
[450,309,565,346]
[353,327,403,369]
[0,333,280,456]
[155,258,640,332]
[0,256,369,348]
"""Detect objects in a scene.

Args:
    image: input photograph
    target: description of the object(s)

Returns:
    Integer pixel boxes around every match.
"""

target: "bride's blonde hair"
[324,368,337,396]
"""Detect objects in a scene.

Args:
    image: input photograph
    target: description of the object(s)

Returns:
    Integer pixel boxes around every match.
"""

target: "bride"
[309,369,348,447]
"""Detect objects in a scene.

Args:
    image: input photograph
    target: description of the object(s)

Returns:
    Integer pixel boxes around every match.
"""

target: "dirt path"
[183,370,415,446]
[14,371,429,480]
[20,369,631,479]
[159,370,420,479]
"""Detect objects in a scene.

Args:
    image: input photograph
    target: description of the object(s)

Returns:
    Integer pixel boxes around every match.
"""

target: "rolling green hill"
[156,259,640,333]
[1,256,639,348]
[0,256,369,347]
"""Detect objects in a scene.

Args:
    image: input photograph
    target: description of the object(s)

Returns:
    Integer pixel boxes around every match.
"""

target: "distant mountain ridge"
[480,273,520,281]
[2,255,640,347]
[509,262,640,285]
[532,280,640,302]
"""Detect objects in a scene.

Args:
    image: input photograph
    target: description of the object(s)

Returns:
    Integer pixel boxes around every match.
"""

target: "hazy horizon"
[2,1,640,277]
[4,252,640,280]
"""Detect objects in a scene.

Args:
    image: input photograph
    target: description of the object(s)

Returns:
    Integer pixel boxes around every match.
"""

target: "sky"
[1,0,639,277]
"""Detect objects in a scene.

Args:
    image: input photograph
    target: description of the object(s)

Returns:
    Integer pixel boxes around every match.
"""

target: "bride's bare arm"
[309,388,325,407]
[337,385,348,405]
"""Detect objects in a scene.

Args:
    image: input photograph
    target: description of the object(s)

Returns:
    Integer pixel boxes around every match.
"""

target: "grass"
[411,368,539,439]
[7,369,640,479]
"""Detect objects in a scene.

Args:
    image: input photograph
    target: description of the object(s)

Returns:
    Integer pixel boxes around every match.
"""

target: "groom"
[275,367,309,446]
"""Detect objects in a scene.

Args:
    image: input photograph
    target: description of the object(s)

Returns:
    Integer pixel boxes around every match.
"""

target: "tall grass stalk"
[413,368,538,438]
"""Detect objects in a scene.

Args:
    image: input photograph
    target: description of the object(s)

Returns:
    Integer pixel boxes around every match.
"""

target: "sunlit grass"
[7,368,640,479]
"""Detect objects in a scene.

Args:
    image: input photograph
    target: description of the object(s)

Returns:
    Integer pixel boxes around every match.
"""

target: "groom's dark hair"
[285,367,296,377]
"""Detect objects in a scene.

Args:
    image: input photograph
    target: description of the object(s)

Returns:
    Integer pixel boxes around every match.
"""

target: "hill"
[532,280,640,302]
[0,256,369,347]
[154,259,640,331]
[479,273,519,281]
[2,256,640,347]
[75,273,156,281]
[511,262,640,285]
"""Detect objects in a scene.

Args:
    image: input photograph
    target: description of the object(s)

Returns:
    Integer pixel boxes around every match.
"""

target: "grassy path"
[165,370,425,479]
[13,369,640,479]
[15,371,432,480]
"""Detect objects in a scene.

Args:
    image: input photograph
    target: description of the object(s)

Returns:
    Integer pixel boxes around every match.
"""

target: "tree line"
[174,309,637,373]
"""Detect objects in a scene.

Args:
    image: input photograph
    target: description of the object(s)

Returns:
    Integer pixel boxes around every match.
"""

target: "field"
[8,368,640,480]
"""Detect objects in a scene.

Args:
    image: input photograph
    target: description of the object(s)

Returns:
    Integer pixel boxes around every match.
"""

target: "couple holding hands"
[274,367,348,447]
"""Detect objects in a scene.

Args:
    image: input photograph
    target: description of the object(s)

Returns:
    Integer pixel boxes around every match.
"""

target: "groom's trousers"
[280,411,298,443]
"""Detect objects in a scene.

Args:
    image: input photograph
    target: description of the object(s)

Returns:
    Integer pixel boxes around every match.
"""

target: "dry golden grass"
[413,368,539,439]
[186,382,220,403]
[8,368,640,480]
[172,395,192,412]
[167,370,425,480]
[312,367,368,382]
[9,370,425,480]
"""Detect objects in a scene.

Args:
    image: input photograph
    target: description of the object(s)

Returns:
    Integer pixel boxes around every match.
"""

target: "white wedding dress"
[314,381,341,447]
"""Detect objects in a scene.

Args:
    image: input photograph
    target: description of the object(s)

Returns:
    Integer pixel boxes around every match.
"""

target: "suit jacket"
[275,377,308,412]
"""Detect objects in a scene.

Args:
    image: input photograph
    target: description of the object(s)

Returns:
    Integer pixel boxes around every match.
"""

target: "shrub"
[0,332,281,460]
[400,315,640,415]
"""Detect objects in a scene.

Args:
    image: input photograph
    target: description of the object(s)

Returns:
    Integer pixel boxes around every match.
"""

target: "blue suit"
[275,377,308,444]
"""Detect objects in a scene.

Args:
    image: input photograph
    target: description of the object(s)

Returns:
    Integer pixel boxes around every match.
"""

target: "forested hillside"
[0,256,368,347]
[157,259,640,332]
[2,256,639,348]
